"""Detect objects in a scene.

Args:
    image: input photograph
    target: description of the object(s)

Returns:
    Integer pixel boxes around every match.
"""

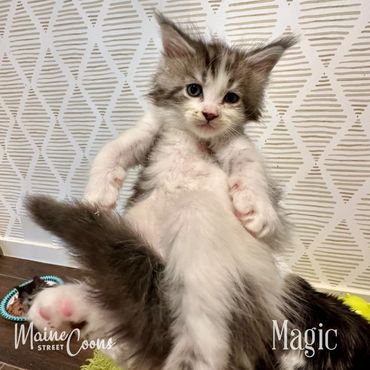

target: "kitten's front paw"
[27,285,90,334]
[84,186,119,210]
[84,168,125,209]
[230,179,280,238]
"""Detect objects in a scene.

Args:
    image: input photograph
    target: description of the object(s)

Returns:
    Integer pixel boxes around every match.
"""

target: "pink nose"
[202,112,218,121]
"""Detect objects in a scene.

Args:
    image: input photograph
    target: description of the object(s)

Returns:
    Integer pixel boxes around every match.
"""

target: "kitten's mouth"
[195,121,218,130]
[192,120,223,138]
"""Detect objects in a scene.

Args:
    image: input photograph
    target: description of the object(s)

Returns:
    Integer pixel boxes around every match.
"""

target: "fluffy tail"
[282,274,370,370]
[26,195,171,368]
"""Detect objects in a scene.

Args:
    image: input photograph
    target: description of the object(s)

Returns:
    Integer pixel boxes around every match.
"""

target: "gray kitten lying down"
[27,14,369,370]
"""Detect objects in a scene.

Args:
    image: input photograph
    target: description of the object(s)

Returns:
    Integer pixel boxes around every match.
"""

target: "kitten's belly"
[125,154,231,256]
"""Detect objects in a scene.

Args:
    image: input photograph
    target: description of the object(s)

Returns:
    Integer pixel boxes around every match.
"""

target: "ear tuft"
[247,35,298,74]
[155,11,195,58]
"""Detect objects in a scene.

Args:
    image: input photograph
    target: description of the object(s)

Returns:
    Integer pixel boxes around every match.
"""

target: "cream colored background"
[0,0,369,296]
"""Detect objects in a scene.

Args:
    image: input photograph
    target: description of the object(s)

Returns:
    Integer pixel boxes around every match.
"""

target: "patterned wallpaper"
[0,0,369,294]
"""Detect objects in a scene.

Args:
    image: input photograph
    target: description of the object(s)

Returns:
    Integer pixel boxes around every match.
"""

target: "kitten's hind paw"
[27,284,90,335]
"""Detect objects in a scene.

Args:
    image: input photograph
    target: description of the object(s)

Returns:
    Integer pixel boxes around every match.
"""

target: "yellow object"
[81,350,123,370]
[341,294,370,322]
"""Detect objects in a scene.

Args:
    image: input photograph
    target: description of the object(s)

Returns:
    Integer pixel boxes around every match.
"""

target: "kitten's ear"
[155,11,195,58]
[247,35,297,75]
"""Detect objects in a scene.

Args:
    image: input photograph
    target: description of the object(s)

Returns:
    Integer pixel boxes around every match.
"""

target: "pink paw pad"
[234,209,254,218]
[39,307,51,321]
[60,300,73,318]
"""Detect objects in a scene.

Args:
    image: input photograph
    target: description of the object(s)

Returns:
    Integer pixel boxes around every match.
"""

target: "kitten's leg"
[84,110,160,209]
[26,195,282,370]
[26,195,170,369]
[161,191,280,370]
[123,191,165,256]
[162,194,233,369]
[28,283,127,366]
[27,283,113,338]
[278,352,306,370]
[214,135,282,239]
[229,174,281,238]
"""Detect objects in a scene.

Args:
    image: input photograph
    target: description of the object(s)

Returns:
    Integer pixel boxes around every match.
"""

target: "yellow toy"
[341,294,370,322]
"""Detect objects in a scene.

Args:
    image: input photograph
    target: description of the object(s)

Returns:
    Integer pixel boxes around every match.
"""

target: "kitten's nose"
[202,111,218,121]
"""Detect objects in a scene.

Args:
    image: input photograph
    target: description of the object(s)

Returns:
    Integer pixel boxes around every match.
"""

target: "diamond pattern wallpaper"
[0,0,369,295]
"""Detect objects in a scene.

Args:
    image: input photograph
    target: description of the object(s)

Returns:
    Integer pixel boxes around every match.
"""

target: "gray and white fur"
[26,13,369,370]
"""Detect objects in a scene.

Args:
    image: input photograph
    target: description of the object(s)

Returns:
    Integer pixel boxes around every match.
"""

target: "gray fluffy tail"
[26,195,171,368]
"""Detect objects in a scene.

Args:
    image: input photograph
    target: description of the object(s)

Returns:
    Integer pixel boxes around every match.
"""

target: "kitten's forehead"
[201,63,233,100]
[181,42,243,99]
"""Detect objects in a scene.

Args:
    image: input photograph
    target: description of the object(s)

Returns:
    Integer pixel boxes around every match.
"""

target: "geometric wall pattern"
[0,0,369,294]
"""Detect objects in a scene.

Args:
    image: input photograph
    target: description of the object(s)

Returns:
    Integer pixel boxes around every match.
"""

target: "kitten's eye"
[186,83,203,97]
[223,92,240,104]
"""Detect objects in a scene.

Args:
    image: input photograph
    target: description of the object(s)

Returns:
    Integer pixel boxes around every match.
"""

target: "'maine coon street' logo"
[14,323,114,356]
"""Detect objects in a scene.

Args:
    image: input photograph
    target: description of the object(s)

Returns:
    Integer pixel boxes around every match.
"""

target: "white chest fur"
[141,127,228,197]
[124,128,232,255]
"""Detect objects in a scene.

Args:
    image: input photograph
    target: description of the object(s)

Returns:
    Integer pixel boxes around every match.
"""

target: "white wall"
[0,0,369,297]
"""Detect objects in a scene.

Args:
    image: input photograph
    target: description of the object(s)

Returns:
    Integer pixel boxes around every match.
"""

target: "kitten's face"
[150,14,295,140]
[173,53,249,139]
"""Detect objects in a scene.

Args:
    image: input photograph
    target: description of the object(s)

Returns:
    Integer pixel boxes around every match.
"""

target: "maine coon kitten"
[26,13,370,370]
[16,276,49,312]
[27,13,292,369]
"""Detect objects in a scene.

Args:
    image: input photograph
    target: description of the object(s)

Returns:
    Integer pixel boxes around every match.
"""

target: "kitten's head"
[149,13,296,139]
[16,276,49,310]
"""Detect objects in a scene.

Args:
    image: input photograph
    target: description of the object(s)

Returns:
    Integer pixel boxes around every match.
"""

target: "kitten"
[83,14,292,244]
[14,276,49,314]
[26,13,370,370]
